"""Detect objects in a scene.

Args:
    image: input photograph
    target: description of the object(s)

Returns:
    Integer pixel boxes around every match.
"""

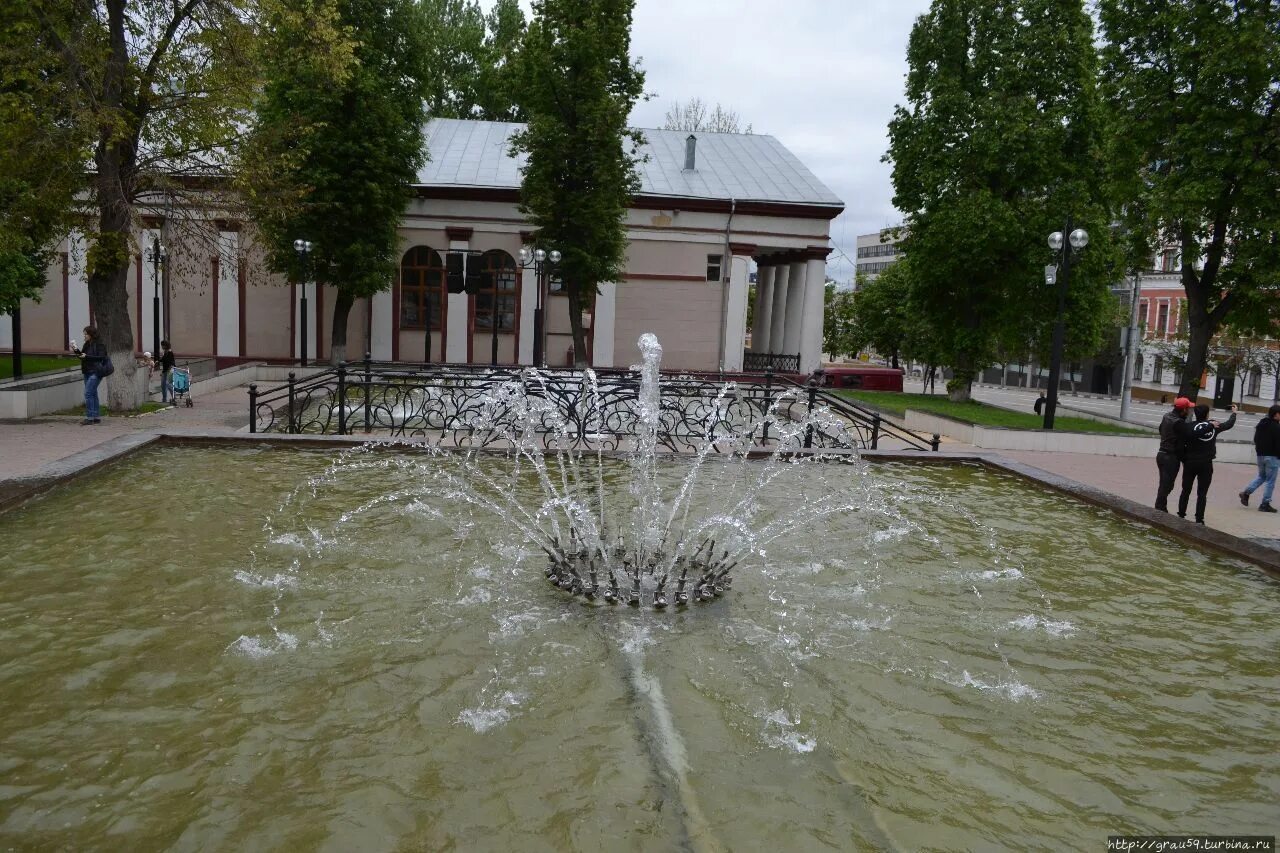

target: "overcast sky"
[482,0,933,283]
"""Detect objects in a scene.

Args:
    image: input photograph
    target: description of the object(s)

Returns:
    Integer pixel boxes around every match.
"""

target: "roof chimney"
[684,134,697,171]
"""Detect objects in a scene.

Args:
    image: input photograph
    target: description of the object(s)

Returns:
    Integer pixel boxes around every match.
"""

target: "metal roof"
[416,118,843,209]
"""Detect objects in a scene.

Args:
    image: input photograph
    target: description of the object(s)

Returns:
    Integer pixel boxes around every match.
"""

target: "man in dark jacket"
[1155,396,1195,512]
[1238,404,1280,512]
[1174,402,1237,524]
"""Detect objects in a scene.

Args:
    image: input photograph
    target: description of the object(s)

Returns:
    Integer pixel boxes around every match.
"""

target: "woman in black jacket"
[72,325,108,425]
[1174,402,1237,523]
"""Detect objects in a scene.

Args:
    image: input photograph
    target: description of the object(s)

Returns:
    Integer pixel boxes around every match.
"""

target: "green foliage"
[886,0,1118,397]
[823,284,858,360]
[241,0,431,300]
[510,0,646,364]
[1100,0,1280,397]
[420,0,527,121]
[0,1,92,314]
[85,232,130,280]
[847,262,913,365]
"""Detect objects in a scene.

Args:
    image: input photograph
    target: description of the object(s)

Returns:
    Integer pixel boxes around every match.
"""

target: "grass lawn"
[54,401,171,418]
[1,354,80,379]
[836,390,1151,435]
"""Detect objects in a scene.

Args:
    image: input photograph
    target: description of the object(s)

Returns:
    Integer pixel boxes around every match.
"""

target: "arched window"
[400,246,444,330]
[473,250,518,332]
[1132,353,1144,381]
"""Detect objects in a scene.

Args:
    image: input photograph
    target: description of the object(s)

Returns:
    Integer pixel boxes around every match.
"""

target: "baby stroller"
[171,366,193,407]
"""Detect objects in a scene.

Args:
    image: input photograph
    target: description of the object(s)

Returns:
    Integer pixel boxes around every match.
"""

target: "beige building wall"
[8,195,833,372]
[14,259,69,352]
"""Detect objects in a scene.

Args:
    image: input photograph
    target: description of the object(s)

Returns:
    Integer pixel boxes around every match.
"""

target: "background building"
[855,228,905,283]
[1,120,843,374]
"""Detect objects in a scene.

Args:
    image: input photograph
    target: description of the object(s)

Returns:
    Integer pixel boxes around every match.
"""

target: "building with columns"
[2,119,843,373]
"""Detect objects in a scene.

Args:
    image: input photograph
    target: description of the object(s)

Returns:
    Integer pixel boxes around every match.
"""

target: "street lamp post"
[1118,269,1142,422]
[518,246,561,367]
[293,239,312,367]
[1043,221,1089,429]
[147,238,166,356]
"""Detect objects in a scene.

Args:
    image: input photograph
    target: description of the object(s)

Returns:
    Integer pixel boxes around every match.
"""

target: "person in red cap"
[1155,396,1195,512]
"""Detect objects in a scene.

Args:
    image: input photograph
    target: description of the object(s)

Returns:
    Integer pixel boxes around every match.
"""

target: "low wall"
[905,409,1255,462]
[0,372,85,418]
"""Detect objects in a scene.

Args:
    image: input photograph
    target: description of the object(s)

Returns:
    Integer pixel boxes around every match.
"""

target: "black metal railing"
[743,351,801,373]
[247,356,940,452]
[770,375,942,452]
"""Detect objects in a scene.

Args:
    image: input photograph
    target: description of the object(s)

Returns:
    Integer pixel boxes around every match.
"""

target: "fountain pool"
[0,442,1276,850]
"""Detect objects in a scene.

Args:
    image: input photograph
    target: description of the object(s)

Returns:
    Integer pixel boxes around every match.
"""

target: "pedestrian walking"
[1238,404,1280,513]
[1174,402,1237,524]
[71,325,108,425]
[1155,396,1195,512]
[154,340,176,404]
[1033,393,1046,416]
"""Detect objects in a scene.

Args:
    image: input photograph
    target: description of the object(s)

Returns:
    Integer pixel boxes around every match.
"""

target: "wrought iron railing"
[743,351,801,373]
[247,358,940,452]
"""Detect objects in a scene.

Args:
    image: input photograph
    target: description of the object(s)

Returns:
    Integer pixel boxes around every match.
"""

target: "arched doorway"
[399,246,446,362]
[469,249,519,364]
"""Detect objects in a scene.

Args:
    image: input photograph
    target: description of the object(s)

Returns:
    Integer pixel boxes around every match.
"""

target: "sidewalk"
[996,450,1279,545]
[0,385,251,480]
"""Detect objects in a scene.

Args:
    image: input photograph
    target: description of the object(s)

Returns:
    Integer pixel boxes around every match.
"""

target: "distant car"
[819,365,904,392]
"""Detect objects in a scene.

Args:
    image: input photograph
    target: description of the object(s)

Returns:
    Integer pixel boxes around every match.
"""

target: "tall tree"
[14,0,257,409]
[1100,0,1280,398]
[662,97,753,134]
[241,0,431,364]
[0,2,87,316]
[849,262,914,368]
[886,0,1116,401]
[420,0,526,121]
[511,0,646,366]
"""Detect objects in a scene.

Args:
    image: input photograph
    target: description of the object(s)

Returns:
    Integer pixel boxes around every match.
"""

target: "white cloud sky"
[481,0,932,282]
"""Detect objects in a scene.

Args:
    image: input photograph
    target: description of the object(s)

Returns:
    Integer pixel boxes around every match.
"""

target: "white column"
[518,264,536,364]
[722,255,750,371]
[782,259,806,355]
[752,265,773,353]
[370,289,393,360]
[768,263,789,354]
[67,231,90,342]
[216,231,239,356]
[445,236,469,363]
[799,254,828,374]
[593,281,617,368]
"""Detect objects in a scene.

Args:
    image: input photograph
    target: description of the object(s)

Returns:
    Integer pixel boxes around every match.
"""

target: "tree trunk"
[1180,308,1214,400]
[568,280,589,368]
[330,289,355,365]
[90,0,142,412]
[89,183,141,412]
[947,356,974,402]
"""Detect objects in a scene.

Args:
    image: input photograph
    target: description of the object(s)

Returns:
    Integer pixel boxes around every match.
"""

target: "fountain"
[305,333,863,612]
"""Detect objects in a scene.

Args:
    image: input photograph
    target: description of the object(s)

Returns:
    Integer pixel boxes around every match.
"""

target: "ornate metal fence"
[743,351,801,373]
[248,358,940,453]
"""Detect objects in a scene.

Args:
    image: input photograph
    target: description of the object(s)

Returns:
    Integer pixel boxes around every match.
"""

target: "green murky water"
[0,445,1275,851]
